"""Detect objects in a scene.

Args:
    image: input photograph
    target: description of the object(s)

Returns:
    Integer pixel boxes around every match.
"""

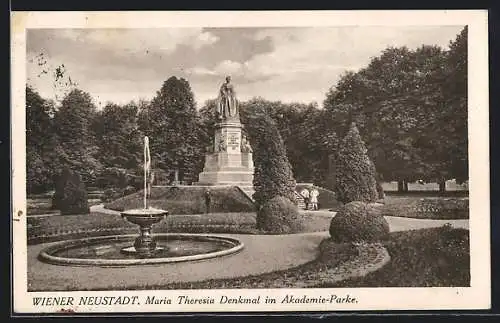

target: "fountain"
[38,135,244,267]
[120,136,168,258]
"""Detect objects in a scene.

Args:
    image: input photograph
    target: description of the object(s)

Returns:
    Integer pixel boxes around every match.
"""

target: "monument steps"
[294,191,307,210]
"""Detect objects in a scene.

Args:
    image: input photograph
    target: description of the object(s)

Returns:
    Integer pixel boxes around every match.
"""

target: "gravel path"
[28,232,329,291]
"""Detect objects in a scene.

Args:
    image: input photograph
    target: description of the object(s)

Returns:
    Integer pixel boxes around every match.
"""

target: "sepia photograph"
[11,10,490,313]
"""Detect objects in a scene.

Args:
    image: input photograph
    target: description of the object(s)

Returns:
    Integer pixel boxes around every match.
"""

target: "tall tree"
[54,88,101,184]
[324,45,451,189]
[143,76,204,183]
[26,86,62,193]
[431,26,468,187]
[93,102,143,188]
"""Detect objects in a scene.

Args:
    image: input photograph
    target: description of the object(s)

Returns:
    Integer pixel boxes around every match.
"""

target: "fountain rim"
[120,208,169,217]
[38,233,245,267]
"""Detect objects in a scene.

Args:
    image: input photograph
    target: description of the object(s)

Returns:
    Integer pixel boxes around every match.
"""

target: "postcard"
[11,10,490,314]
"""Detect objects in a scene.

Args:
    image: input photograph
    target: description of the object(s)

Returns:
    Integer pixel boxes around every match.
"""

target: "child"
[310,186,320,210]
[300,187,310,210]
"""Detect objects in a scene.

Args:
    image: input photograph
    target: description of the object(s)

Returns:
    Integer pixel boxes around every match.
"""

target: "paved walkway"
[27,205,469,291]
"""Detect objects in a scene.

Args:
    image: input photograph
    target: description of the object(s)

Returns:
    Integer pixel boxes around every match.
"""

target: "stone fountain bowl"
[120,208,168,226]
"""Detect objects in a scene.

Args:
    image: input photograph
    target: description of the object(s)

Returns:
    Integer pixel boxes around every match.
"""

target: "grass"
[114,225,469,289]
[381,196,469,220]
[27,198,102,216]
[104,186,255,215]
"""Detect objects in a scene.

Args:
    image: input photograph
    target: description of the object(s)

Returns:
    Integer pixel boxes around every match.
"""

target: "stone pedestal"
[197,121,254,185]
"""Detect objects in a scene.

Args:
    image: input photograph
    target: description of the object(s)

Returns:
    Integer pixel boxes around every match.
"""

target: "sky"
[26,26,465,109]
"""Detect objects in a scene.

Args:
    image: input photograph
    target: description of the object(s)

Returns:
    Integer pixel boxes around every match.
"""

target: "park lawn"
[123,226,469,289]
[27,197,102,216]
[104,186,255,215]
[381,195,469,220]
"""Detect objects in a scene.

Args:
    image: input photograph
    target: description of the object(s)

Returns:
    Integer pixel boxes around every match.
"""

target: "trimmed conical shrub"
[53,167,90,215]
[245,112,297,208]
[335,122,378,204]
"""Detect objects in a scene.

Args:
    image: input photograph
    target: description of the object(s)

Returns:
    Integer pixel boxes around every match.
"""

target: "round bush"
[257,196,304,234]
[329,201,389,243]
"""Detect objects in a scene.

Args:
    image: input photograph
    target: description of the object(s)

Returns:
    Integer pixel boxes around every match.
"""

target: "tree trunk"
[398,180,404,192]
[403,180,409,192]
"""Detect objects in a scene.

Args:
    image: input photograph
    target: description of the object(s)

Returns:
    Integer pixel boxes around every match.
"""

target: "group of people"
[299,186,320,210]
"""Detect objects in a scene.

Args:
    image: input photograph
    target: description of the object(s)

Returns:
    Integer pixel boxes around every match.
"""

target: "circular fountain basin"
[38,234,244,267]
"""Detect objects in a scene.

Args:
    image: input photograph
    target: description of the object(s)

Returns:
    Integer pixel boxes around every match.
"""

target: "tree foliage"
[26,86,63,193]
[93,102,143,188]
[240,98,337,188]
[241,104,296,208]
[54,89,102,184]
[324,26,468,188]
[141,76,204,184]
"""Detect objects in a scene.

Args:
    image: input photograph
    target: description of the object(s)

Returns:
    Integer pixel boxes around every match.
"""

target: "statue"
[216,76,239,121]
[241,133,253,153]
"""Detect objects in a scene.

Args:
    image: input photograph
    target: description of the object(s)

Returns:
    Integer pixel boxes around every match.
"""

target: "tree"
[93,102,143,189]
[241,106,296,208]
[240,98,337,187]
[335,123,378,204]
[142,76,204,184]
[54,89,102,184]
[324,45,452,190]
[198,99,218,154]
[429,26,468,188]
[26,86,60,193]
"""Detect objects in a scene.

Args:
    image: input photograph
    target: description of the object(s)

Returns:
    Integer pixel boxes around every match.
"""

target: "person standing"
[300,187,310,210]
[204,189,212,214]
[310,186,320,210]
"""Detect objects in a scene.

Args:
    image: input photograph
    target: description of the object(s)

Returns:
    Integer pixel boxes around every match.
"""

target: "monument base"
[197,151,254,185]
[197,119,254,186]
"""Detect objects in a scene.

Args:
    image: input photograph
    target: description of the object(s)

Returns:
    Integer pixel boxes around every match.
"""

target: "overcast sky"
[26,26,465,108]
